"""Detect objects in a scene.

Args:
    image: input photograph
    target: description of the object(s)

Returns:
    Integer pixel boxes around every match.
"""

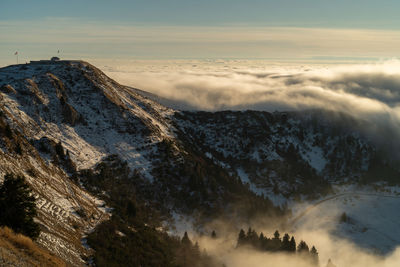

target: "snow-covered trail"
[290,190,400,254]
[291,192,400,226]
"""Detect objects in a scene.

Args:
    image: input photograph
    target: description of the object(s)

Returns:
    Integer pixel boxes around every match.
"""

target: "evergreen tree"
[340,212,348,223]
[15,142,22,155]
[234,227,319,261]
[55,141,65,159]
[0,173,40,239]
[247,227,258,244]
[289,236,296,252]
[237,229,246,246]
[272,230,281,250]
[193,241,201,258]
[297,240,310,254]
[259,232,265,246]
[181,231,192,247]
[181,231,192,266]
[258,232,269,250]
[326,259,337,267]
[273,230,280,240]
[5,124,12,139]
[211,230,217,239]
[310,246,319,266]
[281,233,291,251]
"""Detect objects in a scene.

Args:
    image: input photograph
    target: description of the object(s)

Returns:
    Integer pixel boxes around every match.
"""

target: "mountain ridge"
[1,60,400,265]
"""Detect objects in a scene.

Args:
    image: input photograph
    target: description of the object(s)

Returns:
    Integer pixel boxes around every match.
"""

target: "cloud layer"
[104,59,400,116]
[101,59,400,150]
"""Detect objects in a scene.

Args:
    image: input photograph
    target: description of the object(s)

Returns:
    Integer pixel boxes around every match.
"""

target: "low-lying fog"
[181,192,400,267]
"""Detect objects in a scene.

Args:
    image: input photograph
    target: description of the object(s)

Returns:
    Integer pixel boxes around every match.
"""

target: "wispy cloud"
[2,18,400,64]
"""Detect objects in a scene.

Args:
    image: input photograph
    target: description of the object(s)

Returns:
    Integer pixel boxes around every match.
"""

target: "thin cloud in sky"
[2,18,400,65]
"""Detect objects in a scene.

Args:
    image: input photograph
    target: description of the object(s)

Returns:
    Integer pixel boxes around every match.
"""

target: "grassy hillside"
[0,227,66,267]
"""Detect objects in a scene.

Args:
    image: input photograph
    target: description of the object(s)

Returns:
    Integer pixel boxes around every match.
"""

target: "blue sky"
[2,0,400,28]
[1,0,400,65]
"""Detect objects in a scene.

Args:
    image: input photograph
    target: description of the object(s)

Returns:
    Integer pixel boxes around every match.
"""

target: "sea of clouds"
[101,59,400,140]
[101,59,400,266]
[101,59,400,114]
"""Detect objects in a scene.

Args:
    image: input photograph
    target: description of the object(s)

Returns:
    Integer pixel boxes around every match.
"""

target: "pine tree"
[0,173,40,239]
[55,141,65,159]
[15,142,22,155]
[247,227,258,245]
[180,231,193,266]
[237,229,246,247]
[340,212,348,223]
[259,232,265,245]
[272,230,281,250]
[273,230,280,240]
[5,124,12,139]
[181,231,192,247]
[289,236,296,252]
[211,230,217,239]
[281,233,290,251]
[297,240,309,254]
[193,241,201,258]
[326,259,337,267]
[310,246,319,266]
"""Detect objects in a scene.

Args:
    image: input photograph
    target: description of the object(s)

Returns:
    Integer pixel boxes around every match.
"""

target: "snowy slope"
[173,110,396,200]
[292,186,400,254]
[0,61,175,172]
[0,61,178,265]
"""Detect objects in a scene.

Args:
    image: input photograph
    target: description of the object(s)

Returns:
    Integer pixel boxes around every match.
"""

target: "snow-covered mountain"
[1,60,400,265]
[174,110,400,199]
[0,60,178,265]
[0,60,277,264]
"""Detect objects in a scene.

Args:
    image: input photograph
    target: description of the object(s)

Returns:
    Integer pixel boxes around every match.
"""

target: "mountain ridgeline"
[0,60,399,265]
[174,109,400,198]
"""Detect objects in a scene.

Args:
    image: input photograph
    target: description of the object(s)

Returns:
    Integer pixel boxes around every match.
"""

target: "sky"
[2,0,400,65]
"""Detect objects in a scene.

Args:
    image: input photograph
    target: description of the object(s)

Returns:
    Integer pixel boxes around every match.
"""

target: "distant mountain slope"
[173,109,400,199]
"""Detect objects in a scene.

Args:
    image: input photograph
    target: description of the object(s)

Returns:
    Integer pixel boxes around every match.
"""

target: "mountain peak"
[0,60,180,264]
